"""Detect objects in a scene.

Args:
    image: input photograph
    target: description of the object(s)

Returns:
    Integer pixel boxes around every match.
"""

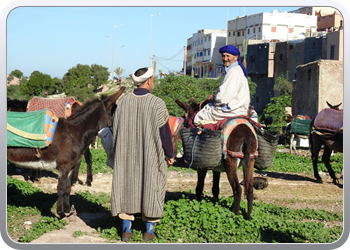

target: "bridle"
[100,100,112,130]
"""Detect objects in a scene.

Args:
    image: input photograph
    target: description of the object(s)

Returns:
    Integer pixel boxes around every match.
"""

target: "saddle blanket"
[290,119,312,135]
[27,96,81,118]
[168,116,184,136]
[7,109,59,148]
[314,108,343,133]
[221,117,258,159]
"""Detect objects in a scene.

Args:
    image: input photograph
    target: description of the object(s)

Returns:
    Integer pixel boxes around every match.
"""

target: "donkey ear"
[175,99,189,111]
[107,86,126,105]
[335,103,342,109]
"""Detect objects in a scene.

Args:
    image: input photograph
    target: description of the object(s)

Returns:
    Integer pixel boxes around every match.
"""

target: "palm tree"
[114,67,125,79]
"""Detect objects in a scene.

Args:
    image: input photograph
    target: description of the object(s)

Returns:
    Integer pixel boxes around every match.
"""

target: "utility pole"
[183,46,187,76]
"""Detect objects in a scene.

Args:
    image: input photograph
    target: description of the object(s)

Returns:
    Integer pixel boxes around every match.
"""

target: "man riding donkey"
[191,44,253,128]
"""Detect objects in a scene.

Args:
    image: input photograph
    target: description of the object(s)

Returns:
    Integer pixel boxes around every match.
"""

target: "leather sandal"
[121,232,134,242]
[143,232,155,241]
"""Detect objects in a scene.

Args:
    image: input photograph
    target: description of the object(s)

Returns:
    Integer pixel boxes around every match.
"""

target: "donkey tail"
[242,144,254,197]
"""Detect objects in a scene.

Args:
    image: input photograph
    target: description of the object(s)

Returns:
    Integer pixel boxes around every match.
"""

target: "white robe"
[194,64,250,126]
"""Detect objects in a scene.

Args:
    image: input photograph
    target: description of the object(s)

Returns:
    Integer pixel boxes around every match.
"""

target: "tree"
[20,70,54,98]
[52,77,65,94]
[274,71,293,95]
[10,69,23,79]
[152,75,258,117]
[263,95,292,135]
[247,77,257,101]
[62,64,109,101]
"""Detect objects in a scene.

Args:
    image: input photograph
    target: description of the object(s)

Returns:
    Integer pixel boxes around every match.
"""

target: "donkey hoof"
[315,178,323,184]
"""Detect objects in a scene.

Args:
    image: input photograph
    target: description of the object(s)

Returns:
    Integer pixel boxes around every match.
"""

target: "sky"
[4,5,307,79]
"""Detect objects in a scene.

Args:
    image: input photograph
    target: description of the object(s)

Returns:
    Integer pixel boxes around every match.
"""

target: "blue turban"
[219,45,248,78]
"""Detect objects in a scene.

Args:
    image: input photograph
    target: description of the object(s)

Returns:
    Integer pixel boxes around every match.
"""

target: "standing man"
[111,67,174,242]
[248,105,258,123]
[193,45,250,126]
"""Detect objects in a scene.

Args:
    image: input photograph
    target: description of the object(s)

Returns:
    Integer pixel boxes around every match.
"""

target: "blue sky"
[5,6,308,79]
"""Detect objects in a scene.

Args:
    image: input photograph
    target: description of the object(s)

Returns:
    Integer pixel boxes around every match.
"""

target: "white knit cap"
[131,67,154,85]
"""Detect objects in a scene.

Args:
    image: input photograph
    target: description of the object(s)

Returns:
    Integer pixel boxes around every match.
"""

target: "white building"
[186,29,226,78]
[227,10,318,55]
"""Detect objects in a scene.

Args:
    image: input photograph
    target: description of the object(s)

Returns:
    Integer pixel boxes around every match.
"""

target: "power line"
[154,47,184,61]
[156,60,176,72]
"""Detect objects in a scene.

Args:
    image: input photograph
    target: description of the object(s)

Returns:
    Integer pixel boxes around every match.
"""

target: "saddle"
[221,117,258,160]
[27,96,81,118]
[7,109,59,148]
[168,116,184,136]
[313,108,343,133]
[290,119,312,136]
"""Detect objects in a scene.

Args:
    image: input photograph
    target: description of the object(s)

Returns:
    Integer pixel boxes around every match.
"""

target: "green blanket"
[290,119,312,136]
[7,109,59,148]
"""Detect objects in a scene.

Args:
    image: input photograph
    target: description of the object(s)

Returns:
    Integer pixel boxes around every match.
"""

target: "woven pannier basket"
[254,130,279,170]
[180,128,223,171]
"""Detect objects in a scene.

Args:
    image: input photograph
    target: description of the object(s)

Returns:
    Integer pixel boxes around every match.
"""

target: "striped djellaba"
[111,92,169,219]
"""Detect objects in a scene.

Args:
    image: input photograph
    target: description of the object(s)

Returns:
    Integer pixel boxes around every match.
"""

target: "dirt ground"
[8,148,343,244]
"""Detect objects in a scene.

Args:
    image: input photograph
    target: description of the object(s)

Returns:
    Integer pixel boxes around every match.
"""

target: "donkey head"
[175,99,200,127]
[99,86,126,128]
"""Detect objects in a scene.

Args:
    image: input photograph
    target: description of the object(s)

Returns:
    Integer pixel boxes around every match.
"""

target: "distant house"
[186,29,226,78]
[292,60,343,118]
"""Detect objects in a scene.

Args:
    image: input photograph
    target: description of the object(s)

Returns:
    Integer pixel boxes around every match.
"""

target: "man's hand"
[207,94,214,100]
[167,157,175,166]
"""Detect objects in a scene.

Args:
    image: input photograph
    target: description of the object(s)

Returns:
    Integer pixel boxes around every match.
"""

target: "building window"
[242,31,245,36]
[271,27,276,32]
[279,54,283,61]
[259,27,261,32]
[233,31,235,36]
[290,45,294,49]
[253,28,255,33]
[204,50,206,56]
[208,50,211,56]
[200,52,203,57]
[248,29,250,35]
[330,45,335,59]
[307,69,311,83]
[237,31,240,37]
[208,36,211,41]
[228,32,231,36]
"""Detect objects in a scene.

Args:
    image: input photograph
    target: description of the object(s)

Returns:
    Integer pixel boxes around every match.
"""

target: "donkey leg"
[311,135,323,183]
[70,164,80,185]
[30,169,41,183]
[244,158,255,221]
[224,158,241,216]
[57,167,74,218]
[85,149,93,186]
[212,171,220,200]
[63,169,74,216]
[195,170,207,200]
[322,146,338,184]
[289,134,294,154]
